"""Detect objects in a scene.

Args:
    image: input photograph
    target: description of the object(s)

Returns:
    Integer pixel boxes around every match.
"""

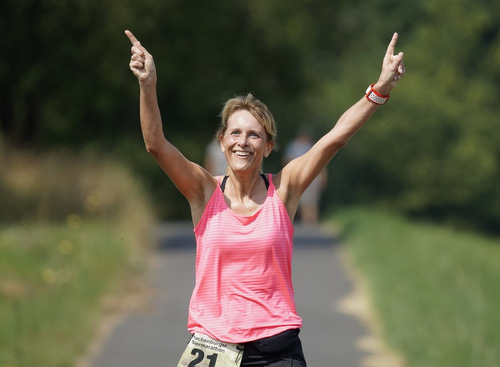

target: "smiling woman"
[125,28,405,367]
[218,93,278,149]
[222,108,273,171]
[214,97,276,217]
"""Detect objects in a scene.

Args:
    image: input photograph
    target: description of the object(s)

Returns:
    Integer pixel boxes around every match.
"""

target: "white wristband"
[365,84,390,105]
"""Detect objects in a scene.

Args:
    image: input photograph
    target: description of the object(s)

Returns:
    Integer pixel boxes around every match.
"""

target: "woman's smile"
[233,150,252,157]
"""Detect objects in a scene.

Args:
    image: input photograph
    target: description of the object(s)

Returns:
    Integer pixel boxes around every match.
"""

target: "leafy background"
[2,0,499,233]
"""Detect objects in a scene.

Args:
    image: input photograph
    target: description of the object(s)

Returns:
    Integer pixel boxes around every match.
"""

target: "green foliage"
[333,207,500,367]
[0,147,153,228]
[321,0,500,233]
[1,0,500,230]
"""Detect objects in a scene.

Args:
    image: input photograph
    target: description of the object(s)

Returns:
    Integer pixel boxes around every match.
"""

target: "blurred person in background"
[204,138,227,176]
[283,128,326,225]
[126,29,404,367]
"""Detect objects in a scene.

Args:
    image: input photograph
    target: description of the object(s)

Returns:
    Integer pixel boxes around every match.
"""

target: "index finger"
[386,32,399,55]
[125,29,140,47]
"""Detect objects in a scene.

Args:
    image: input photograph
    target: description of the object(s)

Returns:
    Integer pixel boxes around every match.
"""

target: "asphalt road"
[87,222,371,367]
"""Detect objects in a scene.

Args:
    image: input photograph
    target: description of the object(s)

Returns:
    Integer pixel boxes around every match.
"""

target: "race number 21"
[177,333,243,367]
[188,349,218,367]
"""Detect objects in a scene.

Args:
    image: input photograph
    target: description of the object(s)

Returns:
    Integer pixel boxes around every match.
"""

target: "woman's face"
[221,110,274,174]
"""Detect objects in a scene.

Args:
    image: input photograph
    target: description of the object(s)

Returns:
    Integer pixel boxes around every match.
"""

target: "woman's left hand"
[374,32,405,95]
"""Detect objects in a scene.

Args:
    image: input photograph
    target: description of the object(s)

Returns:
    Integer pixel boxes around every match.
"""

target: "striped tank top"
[188,174,302,343]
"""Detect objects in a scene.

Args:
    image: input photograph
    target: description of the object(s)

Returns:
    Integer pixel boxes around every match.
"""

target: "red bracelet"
[365,84,390,105]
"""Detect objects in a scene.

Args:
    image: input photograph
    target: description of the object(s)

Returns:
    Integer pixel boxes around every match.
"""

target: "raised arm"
[280,33,405,209]
[125,30,215,209]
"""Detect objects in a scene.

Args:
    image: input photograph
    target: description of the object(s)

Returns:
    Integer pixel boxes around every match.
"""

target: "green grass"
[0,222,144,367]
[332,207,500,367]
[0,148,155,367]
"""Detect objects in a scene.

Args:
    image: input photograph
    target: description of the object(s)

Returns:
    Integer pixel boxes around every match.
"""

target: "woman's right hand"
[125,30,157,85]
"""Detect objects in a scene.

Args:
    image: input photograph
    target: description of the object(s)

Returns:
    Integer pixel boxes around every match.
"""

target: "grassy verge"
[331,207,500,367]
[0,222,143,367]
[0,148,155,367]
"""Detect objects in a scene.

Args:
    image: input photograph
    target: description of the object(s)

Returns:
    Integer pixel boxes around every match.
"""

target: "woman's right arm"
[125,30,215,205]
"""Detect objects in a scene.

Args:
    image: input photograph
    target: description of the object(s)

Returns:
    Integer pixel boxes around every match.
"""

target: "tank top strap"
[261,173,270,190]
[220,174,269,193]
[220,176,229,192]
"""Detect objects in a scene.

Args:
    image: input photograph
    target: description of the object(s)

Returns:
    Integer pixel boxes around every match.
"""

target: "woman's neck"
[226,171,263,200]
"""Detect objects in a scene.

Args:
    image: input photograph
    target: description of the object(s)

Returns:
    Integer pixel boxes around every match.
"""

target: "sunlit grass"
[0,148,155,367]
[332,207,500,367]
[0,222,134,366]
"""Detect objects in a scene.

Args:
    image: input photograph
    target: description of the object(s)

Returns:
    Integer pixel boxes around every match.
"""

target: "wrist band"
[365,84,390,105]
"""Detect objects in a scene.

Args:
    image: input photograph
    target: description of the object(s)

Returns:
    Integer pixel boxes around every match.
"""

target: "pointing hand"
[125,30,157,85]
[375,32,406,94]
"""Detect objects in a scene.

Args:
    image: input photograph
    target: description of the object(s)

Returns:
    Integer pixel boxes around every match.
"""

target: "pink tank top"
[188,174,302,343]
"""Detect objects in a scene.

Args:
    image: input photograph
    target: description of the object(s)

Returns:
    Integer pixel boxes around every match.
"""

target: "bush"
[0,147,152,228]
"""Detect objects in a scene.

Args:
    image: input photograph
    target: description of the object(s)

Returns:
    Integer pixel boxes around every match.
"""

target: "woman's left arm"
[280,33,405,205]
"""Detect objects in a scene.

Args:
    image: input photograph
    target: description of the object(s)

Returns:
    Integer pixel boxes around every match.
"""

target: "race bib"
[177,333,244,367]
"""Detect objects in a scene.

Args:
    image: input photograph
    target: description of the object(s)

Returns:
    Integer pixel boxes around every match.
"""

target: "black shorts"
[240,329,307,367]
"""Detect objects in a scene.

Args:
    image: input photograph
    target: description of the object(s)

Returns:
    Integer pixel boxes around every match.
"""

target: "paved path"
[88,222,370,367]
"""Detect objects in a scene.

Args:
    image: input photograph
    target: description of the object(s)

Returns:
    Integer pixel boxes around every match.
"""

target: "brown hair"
[216,93,278,151]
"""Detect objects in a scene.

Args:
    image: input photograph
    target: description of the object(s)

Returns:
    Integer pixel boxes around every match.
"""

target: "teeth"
[235,152,250,156]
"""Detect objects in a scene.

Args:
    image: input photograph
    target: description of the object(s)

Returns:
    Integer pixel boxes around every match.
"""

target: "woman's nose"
[237,134,249,146]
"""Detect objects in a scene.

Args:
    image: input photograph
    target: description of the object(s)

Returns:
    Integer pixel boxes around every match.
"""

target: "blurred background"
[2,0,500,231]
[1,0,500,366]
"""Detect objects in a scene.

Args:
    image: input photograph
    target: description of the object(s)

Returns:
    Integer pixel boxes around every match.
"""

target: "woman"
[125,29,405,367]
